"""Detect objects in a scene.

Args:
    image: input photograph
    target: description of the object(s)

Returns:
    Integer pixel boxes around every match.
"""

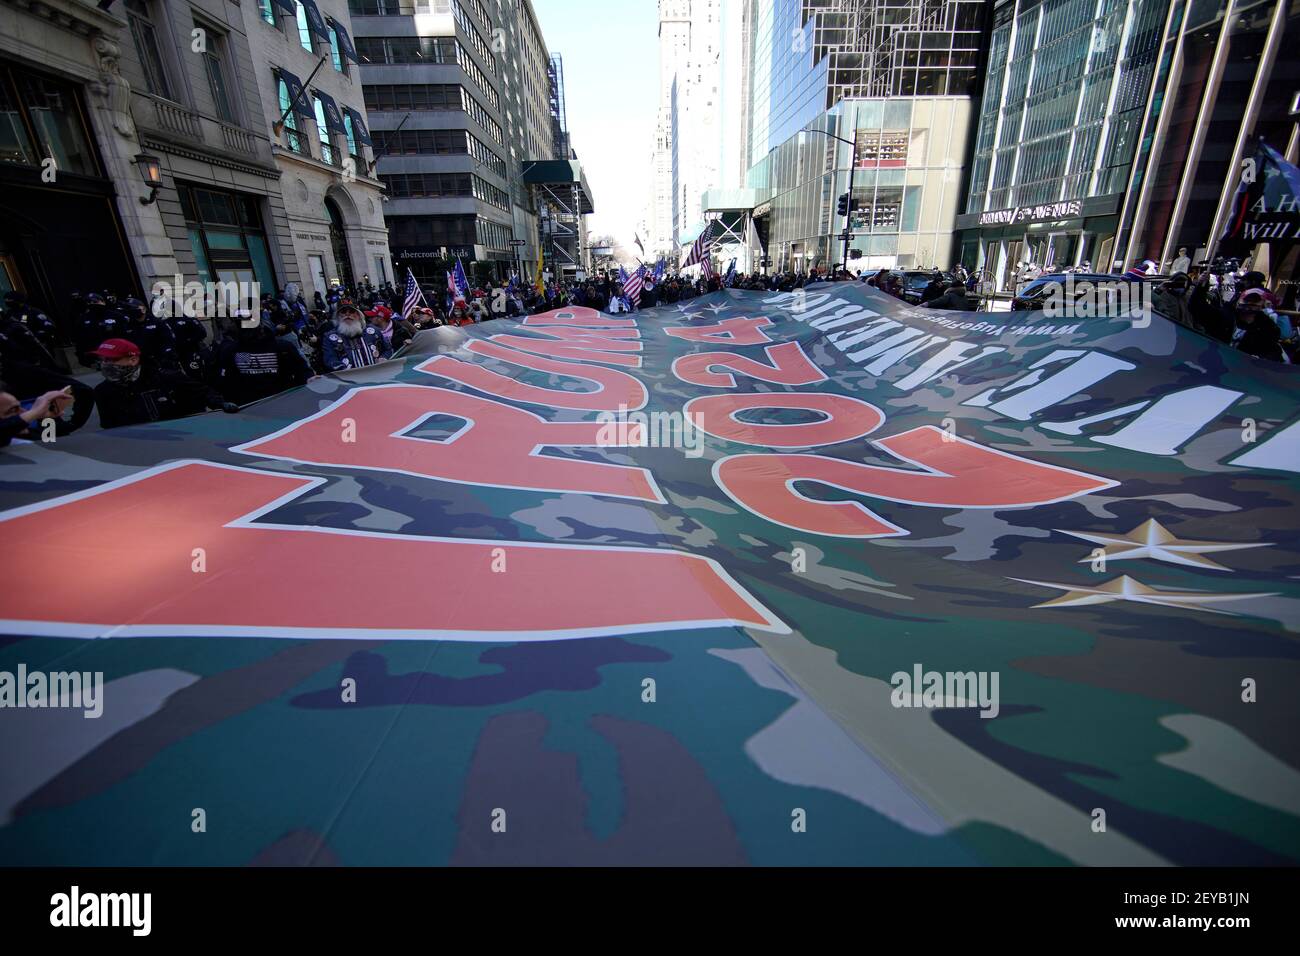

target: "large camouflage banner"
[2,285,1298,865]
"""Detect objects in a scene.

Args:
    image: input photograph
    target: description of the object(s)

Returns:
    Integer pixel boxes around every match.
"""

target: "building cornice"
[271,144,386,191]
[1,0,126,38]
[142,136,283,181]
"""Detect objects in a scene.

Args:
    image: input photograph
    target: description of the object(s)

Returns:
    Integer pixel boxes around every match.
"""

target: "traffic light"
[836,193,850,217]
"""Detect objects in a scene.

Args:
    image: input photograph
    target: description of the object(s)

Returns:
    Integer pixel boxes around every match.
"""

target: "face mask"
[102,362,141,383]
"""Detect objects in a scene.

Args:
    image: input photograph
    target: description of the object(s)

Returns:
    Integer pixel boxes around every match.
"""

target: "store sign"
[978,200,1083,227]
[395,246,476,261]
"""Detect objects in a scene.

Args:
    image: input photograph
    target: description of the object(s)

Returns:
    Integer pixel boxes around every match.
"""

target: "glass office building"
[956,0,1171,288]
[739,0,987,270]
[1115,0,1300,277]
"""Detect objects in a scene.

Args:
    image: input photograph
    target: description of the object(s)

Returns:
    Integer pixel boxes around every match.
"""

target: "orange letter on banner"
[486,331,642,367]
[665,316,774,344]
[522,306,636,329]
[234,384,661,501]
[0,462,785,639]
[418,340,648,411]
[673,342,828,387]
[714,425,1116,537]
[685,393,884,448]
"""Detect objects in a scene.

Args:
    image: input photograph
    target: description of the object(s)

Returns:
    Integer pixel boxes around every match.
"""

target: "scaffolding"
[523,159,595,281]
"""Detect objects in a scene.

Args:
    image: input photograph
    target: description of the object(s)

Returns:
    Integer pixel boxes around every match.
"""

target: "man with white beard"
[321,303,391,372]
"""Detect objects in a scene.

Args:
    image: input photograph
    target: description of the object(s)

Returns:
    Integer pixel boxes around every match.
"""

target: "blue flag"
[454,258,471,297]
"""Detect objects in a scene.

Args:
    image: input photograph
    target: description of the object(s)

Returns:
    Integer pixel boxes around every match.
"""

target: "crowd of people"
[3,253,1295,447]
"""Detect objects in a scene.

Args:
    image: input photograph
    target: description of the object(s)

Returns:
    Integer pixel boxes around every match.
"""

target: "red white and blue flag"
[624,264,646,307]
[683,223,714,268]
[401,268,426,321]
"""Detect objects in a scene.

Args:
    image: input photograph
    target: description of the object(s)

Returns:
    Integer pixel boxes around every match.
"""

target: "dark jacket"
[320,325,392,372]
[212,335,312,405]
[923,288,976,311]
[1231,315,1284,361]
[94,366,226,429]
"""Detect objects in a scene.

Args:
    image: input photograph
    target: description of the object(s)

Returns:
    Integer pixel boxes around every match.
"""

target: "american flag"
[683,223,714,267]
[623,264,646,308]
[634,233,644,255]
[402,268,427,321]
[445,270,460,308]
[701,255,715,280]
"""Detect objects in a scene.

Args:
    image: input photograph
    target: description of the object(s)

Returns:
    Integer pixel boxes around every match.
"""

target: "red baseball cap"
[91,338,140,359]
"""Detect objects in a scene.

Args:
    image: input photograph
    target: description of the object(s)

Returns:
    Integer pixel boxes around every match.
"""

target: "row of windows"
[352,36,498,110]
[348,0,451,16]
[277,75,362,166]
[388,213,478,247]
[370,127,506,177]
[362,84,502,145]
[452,0,496,73]
[379,172,507,209]
[476,216,509,250]
[123,0,354,139]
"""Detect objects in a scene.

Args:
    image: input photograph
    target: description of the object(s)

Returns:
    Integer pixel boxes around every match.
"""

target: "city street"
[0,0,1298,932]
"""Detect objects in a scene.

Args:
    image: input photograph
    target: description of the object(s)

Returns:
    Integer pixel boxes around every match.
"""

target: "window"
[178,184,276,290]
[125,0,173,100]
[0,63,99,176]
[258,0,277,25]
[201,31,236,124]
[330,26,347,74]
[296,2,315,52]
[313,95,335,165]
[343,112,359,160]
[277,77,309,156]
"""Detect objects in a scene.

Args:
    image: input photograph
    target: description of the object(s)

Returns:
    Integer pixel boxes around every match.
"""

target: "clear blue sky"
[533,0,661,246]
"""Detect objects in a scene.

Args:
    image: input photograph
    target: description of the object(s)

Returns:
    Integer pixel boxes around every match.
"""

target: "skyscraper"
[956,0,1170,288]
[735,0,987,272]
[349,0,579,282]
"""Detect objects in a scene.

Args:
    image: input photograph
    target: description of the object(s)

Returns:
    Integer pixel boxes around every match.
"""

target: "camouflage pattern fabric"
[1,284,1297,866]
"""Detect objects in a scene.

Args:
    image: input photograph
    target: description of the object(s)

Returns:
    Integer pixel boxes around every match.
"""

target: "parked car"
[899,270,954,304]
[1011,272,1171,316]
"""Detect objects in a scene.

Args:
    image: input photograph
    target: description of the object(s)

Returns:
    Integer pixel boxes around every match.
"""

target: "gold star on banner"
[1011,575,1278,616]
[1059,519,1270,572]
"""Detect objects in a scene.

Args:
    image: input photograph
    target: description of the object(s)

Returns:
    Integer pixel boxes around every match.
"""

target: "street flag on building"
[401,268,426,321]
[1221,138,1300,244]
[624,264,646,308]
[453,257,471,297]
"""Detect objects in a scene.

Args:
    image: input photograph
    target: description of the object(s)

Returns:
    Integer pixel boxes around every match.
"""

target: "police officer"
[321,303,391,371]
[92,338,236,429]
[155,295,209,379]
[119,296,178,368]
[75,292,126,367]
[3,291,60,358]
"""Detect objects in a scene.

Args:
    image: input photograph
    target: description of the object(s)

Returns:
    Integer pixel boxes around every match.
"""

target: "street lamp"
[800,125,858,274]
[134,153,162,205]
